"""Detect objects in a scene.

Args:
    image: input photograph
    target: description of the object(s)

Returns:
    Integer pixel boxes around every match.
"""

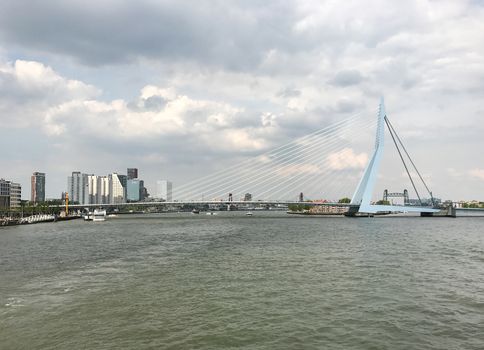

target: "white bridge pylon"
[350,97,439,214]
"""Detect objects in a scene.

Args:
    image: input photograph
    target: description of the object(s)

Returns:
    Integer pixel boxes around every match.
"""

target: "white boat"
[83,212,93,221]
[93,209,106,222]
[246,212,254,216]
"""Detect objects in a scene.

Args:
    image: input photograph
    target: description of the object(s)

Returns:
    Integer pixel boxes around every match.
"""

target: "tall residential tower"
[31,172,45,203]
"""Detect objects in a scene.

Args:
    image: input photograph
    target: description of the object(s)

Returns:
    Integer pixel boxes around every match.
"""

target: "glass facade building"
[127,179,141,202]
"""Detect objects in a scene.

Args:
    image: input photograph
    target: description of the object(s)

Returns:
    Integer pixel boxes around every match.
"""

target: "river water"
[1,212,483,349]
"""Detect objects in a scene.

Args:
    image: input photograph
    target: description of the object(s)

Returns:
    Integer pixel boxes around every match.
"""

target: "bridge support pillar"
[420,206,456,218]
[344,206,360,217]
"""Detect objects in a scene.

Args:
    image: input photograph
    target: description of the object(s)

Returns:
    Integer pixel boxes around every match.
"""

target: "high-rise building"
[97,176,110,204]
[68,171,80,204]
[109,173,126,204]
[31,172,45,203]
[1,179,22,210]
[139,180,148,201]
[127,179,141,202]
[85,175,99,204]
[127,168,138,180]
[67,172,90,204]
[156,180,172,201]
[140,182,149,201]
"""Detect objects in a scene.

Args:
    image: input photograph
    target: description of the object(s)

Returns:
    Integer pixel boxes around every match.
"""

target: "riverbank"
[0,215,81,227]
[286,210,345,216]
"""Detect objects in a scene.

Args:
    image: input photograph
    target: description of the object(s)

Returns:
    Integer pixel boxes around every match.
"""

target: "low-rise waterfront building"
[0,179,11,210]
[0,179,22,210]
[10,182,21,208]
[309,205,348,215]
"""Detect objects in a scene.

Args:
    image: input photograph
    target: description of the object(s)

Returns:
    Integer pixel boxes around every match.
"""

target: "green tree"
[338,197,351,203]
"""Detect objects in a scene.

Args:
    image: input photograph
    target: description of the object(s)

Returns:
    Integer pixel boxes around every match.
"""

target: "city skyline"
[1,1,483,200]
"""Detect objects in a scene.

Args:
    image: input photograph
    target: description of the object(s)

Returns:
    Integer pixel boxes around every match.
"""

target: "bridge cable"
[173,112,364,195]
[176,123,363,200]
[384,117,435,206]
[263,120,377,201]
[384,116,422,205]
[210,119,374,200]
[204,118,376,200]
[175,115,373,200]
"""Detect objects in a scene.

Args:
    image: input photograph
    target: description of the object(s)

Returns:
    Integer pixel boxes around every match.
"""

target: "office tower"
[140,181,149,201]
[156,180,172,201]
[127,168,138,180]
[31,172,46,203]
[127,179,141,202]
[139,180,148,201]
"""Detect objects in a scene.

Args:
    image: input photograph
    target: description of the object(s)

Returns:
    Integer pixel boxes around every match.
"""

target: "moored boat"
[93,209,106,222]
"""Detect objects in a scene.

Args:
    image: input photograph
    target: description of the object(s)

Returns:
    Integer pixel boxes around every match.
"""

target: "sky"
[0,0,483,201]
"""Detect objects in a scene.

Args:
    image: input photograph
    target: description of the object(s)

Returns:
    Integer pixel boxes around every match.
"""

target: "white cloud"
[327,148,368,170]
[0,60,99,127]
[469,169,484,181]
[1,59,276,154]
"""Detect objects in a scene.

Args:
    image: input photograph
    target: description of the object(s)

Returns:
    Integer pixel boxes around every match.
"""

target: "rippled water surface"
[1,212,483,349]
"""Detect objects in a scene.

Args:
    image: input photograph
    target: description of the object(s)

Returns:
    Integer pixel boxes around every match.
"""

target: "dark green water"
[1,212,483,349]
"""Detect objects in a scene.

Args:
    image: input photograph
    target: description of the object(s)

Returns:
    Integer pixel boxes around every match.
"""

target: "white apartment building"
[67,172,90,205]
[156,180,172,201]
[97,176,110,204]
[109,173,126,204]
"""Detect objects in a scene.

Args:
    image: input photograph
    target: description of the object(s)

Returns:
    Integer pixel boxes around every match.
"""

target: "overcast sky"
[1,0,483,201]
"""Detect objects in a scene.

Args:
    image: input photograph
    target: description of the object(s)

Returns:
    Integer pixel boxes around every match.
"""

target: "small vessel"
[191,209,200,214]
[83,212,93,221]
[206,212,218,216]
[246,212,254,216]
[93,209,106,222]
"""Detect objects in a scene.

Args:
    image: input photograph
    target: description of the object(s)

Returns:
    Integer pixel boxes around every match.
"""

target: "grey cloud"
[128,96,167,112]
[0,0,302,69]
[329,70,364,87]
[277,87,301,98]
[0,1,421,72]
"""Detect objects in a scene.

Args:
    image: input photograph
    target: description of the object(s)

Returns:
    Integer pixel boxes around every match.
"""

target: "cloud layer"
[1,0,483,200]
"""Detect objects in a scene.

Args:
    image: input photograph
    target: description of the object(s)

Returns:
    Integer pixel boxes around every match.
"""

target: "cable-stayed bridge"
[68,98,446,216]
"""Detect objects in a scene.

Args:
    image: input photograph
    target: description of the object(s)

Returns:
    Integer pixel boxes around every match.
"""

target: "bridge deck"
[61,200,439,214]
